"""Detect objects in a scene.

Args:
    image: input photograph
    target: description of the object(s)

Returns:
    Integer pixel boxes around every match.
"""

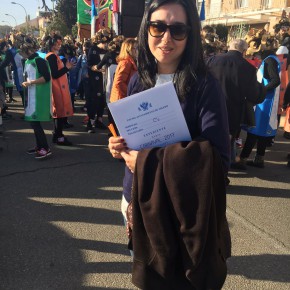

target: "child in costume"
[19,36,52,159]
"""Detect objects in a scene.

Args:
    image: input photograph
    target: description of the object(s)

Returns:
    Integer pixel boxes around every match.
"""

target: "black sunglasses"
[147,21,190,41]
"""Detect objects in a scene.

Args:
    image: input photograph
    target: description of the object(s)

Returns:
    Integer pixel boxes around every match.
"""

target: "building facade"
[202,0,290,33]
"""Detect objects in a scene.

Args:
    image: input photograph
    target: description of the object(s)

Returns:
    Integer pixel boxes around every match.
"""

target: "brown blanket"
[131,139,231,290]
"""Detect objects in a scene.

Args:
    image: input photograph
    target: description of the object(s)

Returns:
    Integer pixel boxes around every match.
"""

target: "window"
[235,0,248,8]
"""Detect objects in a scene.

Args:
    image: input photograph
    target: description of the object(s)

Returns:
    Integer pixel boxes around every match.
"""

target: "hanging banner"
[77,0,115,40]
[77,0,92,25]
[77,1,114,28]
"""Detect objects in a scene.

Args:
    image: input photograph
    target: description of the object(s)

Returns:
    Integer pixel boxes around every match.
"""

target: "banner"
[78,0,115,39]
[77,0,91,25]
[77,0,114,28]
[91,0,97,36]
[200,0,205,21]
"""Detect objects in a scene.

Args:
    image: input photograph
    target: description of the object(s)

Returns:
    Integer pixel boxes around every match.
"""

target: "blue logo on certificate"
[138,102,152,111]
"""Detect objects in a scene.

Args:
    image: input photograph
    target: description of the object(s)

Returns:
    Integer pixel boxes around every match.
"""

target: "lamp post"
[11,1,28,33]
[5,13,18,28]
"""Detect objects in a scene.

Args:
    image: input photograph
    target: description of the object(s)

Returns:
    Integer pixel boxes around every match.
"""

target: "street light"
[2,20,12,26]
[11,1,28,33]
[5,13,18,28]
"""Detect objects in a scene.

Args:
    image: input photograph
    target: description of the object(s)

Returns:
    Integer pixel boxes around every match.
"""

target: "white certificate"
[108,82,191,150]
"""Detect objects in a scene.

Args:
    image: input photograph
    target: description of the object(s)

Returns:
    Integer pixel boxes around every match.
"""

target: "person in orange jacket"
[109,38,138,103]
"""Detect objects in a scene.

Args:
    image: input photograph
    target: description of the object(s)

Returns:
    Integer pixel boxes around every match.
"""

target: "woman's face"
[52,39,62,52]
[148,3,188,74]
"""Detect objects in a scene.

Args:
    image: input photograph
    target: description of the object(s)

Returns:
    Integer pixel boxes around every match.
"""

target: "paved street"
[0,93,289,290]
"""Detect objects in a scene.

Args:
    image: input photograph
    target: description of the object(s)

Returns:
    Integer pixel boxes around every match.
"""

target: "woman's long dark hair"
[137,0,206,100]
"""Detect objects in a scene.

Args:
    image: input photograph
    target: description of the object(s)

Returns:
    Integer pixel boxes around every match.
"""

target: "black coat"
[208,50,265,135]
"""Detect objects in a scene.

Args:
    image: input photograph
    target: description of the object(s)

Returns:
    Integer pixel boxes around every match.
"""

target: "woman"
[239,48,281,168]
[19,36,52,159]
[109,38,138,102]
[108,0,231,288]
[45,34,74,145]
[76,41,91,111]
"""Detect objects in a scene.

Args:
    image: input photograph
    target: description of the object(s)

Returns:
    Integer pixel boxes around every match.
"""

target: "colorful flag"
[113,0,119,13]
[200,0,205,21]
[77,0,91,25]
[91,0,97,36]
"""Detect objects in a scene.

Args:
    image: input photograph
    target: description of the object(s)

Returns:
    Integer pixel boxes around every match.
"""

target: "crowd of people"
[0,0,290,288]
[0,27,137,157]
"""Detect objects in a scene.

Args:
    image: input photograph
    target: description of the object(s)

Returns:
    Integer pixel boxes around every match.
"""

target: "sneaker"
[26,147,38,155]
[56,137,72,146]
[235,138,243,148]
[35,148,52,159]
[95,120,107,130]
[7,98,17,103]
[86,123,95,133]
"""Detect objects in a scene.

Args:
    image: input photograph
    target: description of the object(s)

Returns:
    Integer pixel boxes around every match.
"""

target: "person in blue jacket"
[240,46,281,168]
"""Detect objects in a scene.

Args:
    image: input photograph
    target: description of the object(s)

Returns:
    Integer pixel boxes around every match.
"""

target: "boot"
[247,154,264,168]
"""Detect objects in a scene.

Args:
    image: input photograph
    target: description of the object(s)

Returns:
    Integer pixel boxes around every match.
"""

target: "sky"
[2,0,53,27]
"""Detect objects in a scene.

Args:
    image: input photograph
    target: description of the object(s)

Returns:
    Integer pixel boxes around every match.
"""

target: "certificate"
[108,82,191,150]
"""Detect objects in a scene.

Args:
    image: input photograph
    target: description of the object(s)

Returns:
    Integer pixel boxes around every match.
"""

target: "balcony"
[205,0,290,25]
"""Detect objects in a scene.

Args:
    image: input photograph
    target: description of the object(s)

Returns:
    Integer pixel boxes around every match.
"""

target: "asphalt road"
[0,94,289,290]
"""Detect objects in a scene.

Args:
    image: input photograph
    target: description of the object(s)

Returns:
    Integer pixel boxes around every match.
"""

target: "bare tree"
[41,0,52,11]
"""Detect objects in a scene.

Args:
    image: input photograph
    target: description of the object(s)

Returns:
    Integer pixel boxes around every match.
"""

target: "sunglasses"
[147,21,190,41]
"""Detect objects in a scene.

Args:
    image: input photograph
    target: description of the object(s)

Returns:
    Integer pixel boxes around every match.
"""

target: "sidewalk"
[0,92,289,289]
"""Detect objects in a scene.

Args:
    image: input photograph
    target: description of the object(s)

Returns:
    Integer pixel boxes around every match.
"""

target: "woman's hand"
[91,65,104,72]
[108,136,127,159]
[22,81,32,88]
[121,150,139,173]
[66,60,76,70]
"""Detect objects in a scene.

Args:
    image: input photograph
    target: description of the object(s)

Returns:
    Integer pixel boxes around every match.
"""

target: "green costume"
[24,57,52,121]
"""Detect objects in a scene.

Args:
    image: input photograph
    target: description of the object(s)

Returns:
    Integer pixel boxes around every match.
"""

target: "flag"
[77,0,91,25]
[200,0,205,21]
[113,0,119,13]
[91,0,98,37]
[112,0,119,34]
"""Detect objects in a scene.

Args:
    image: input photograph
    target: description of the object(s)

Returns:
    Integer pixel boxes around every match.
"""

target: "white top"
[155,73,174,86]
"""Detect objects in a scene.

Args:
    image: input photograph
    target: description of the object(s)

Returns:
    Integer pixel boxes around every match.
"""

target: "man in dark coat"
[208,38,265,169]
